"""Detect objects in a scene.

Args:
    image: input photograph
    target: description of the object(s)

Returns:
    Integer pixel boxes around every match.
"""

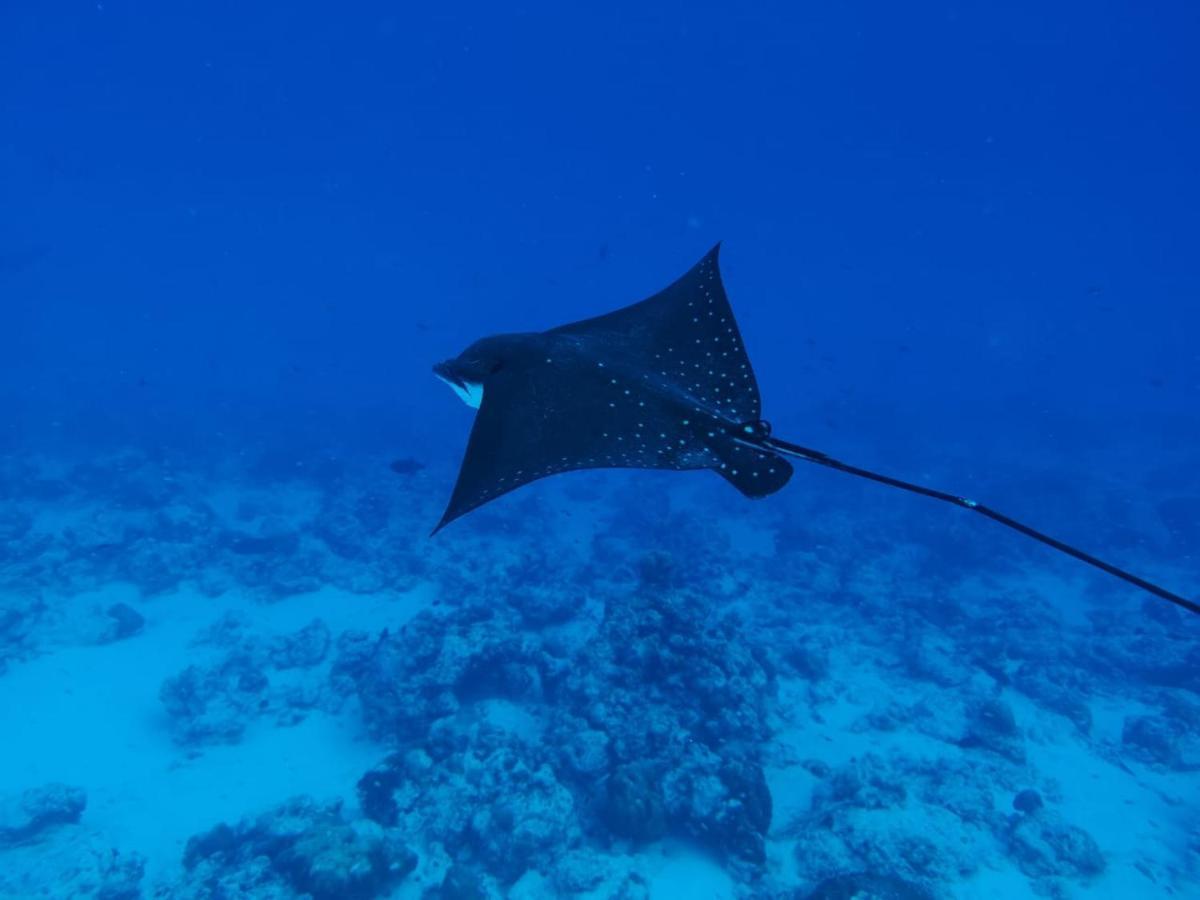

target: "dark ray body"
[433,245,790,532]
[429,244,1198,616]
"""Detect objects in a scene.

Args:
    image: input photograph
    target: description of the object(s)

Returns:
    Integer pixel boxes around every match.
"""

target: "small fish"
[388,457,425,476]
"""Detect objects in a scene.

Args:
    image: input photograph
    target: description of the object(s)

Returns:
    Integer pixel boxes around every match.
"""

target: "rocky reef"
[0,447,1197,897]
[178,796,417,899]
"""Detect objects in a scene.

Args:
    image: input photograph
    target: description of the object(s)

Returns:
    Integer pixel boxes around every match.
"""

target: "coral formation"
[179,796,417,899]
[0,784,87,845]
[0,447,1195,897]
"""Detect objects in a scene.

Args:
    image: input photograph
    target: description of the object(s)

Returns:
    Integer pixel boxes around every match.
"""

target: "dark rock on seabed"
[180,796,417,900]
[805,872,936,900]
[104,602,145,641]
[0,783,87,846]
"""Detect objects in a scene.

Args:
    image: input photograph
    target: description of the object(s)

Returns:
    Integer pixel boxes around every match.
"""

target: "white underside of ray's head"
[437,374,484,409]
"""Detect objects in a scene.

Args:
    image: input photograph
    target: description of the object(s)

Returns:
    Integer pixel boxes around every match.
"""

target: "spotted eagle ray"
[433,244,1197,616]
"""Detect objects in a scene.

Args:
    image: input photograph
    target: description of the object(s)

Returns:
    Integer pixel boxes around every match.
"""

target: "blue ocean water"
[1,1,1197,897]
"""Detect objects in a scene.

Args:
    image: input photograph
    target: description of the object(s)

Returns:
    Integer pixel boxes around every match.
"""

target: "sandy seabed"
[0,447,1196,899]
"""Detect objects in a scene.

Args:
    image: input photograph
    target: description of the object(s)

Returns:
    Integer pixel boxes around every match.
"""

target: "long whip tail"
[760,435,1199,617]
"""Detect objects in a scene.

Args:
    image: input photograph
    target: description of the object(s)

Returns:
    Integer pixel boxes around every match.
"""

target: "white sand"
[0,580,434,884]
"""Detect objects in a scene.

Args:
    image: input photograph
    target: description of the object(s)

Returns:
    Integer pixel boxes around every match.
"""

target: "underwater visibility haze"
[1,2,1198,898]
